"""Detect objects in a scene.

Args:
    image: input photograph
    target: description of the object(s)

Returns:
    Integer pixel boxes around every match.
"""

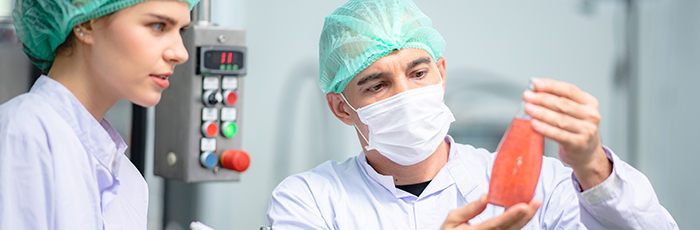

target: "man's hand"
[440,195,542,230]
[522,78,612,190]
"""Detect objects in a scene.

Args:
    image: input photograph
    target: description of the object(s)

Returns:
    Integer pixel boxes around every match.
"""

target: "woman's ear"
[73,21,95,45]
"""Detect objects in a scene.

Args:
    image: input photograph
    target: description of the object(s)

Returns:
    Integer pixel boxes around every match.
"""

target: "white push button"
[201,108,218,121]
[200,138,217,152]
[203,76,220,90]
[221,107,237,121]
[222,76,238,90]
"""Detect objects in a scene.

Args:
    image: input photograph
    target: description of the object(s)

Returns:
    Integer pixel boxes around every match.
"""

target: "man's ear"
[436,57,446,87]
[326,93,356,126]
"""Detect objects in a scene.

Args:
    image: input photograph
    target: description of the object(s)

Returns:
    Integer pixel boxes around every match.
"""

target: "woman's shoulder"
[0,92,61,139]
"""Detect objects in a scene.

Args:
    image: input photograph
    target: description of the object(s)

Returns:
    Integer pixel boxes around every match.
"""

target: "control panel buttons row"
[201,121,238,139]
[203,76,238,90]
[198,149,250,172]
[202,107,237,122]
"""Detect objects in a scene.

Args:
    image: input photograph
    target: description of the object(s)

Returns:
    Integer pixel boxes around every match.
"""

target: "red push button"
[220,149,250,172]
[223,90,238,106]
[201,121,219,137]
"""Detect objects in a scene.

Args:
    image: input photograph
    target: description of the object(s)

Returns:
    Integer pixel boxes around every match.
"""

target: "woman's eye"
[150,23,165,32]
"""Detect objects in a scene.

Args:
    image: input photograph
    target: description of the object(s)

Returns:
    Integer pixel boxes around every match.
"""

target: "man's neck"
[365,140,451,186]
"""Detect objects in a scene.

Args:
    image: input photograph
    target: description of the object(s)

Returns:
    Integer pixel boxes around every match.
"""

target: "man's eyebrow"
[357,72,386,86]
[407,57,432,70]
[148,14,178,25]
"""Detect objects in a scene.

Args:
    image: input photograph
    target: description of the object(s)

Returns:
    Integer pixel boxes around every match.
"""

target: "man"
[267,0,678,229]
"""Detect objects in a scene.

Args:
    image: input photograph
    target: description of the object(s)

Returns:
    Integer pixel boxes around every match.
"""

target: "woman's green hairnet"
[318,0,446,94]
[12,0,200,72]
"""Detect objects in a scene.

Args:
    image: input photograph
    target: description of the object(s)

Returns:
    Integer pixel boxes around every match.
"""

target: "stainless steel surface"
[193,0,214,26]
[199,0,211,23]
[153,25,246,182]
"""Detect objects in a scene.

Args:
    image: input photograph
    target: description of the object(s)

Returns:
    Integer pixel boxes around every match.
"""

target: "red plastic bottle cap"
[225,90,238,106]
[220,149,250,172]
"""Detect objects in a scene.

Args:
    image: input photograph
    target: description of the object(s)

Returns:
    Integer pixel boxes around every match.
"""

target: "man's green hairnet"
[318,0,446,94]
[12,0,200,72]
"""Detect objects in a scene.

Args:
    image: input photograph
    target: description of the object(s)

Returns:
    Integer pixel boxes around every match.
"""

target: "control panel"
[154,25,249,182]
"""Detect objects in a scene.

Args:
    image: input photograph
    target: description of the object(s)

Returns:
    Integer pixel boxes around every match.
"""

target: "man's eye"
[368,83,384,92]
[150,23,165,32]
[414,71,426,78]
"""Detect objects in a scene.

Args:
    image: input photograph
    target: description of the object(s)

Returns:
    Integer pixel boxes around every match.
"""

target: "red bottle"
[487,81,544,207]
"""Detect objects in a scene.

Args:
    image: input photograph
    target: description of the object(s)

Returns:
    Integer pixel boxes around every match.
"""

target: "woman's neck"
[47,51,118,122]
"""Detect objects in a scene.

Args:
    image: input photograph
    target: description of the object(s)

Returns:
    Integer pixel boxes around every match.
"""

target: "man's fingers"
[479,200,542,230]
[510,199,543,228]
[523,90,598,122]
[530,119,579,145]
[532,79,598,106]
[442,195,488,228]
[524,103,588,134]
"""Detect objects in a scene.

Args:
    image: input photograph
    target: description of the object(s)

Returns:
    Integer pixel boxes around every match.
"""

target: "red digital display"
[203,50,244,71]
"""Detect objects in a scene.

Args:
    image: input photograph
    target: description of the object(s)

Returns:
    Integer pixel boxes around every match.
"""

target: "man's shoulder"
[274,156,361,193]
[449,141,496,164]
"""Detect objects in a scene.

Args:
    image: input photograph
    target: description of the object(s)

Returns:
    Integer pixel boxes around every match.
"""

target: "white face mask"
[341,74,455,166]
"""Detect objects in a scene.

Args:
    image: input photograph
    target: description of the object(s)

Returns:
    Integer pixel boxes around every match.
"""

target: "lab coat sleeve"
[0,120,54,229]
[573,147,678,229]
[267,174,330,230]
[535,156,586,229]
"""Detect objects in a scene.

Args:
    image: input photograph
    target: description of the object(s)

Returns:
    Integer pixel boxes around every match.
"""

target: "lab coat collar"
[31,75,127,177]
[356,136,469,201]
[444,135,480,201]
[356,151,399,197]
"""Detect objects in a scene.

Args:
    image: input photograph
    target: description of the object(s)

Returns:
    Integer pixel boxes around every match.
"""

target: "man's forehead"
[351,48,434,81]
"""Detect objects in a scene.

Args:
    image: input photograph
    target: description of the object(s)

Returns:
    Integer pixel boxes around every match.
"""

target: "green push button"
[219,64,225,70]
[233,64,239,70]
[221,122,237,138]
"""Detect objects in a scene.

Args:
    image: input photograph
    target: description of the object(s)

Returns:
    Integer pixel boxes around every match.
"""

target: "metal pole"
[130,104,147,176]
[199,0,211,22]
[625,0,639,167]
[191,4,199,23]
[194,0,213,26]
[614,0,639,167]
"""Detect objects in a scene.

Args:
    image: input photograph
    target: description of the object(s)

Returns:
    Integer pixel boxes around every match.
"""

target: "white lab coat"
[0,76,148,229]
[267,136,677,229]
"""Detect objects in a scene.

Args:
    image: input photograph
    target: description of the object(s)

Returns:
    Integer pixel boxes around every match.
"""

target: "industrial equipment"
[153,1,249,182]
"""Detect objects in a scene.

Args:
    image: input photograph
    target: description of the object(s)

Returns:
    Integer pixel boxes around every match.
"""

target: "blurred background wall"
[1,0,698,229]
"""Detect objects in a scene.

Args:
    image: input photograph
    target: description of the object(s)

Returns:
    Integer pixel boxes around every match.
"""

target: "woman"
[0,0,199,229]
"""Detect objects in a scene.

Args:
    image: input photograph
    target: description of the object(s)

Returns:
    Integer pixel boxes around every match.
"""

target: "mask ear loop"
[340,92,371,150]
